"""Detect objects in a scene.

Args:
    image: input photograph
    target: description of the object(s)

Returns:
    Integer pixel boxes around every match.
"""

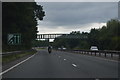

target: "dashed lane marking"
[0,54,36,76]
[64,59,67,61]
[72,64,77,67]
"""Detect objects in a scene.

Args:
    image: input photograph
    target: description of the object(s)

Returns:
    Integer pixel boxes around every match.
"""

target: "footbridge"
[37,34,88,40]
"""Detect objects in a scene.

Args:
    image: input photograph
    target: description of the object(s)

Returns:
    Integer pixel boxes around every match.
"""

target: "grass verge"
[2,50,37,64]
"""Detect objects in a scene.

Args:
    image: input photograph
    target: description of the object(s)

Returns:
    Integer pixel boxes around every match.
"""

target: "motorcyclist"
[48,45,52,54]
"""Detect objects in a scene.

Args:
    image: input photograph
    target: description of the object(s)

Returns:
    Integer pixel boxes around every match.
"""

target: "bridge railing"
[73,50,120,60]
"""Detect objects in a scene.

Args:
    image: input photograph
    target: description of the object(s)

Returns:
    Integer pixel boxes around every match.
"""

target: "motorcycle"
[48,46,52,54]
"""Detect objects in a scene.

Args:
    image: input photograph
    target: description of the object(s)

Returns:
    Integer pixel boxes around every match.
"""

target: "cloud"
[35,0,119,2]
[37,22,106,34]
[37,2,117,33]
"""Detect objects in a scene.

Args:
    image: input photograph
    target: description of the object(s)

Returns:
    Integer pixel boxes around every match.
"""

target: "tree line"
[2,2,45,52]
[53,19,120,51]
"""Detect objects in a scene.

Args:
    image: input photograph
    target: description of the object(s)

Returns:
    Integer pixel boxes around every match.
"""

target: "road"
[2,49,118,78]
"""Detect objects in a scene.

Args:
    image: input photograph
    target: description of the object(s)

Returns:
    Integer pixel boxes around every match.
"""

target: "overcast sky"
[36,2,118,34]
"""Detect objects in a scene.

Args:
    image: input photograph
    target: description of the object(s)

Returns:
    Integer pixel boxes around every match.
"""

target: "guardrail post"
[99,52,101,56]
[111,53,113,58]
[88,52,90,55]
[13,52,18,58]
[80,51,82,54]
[105,53,106,57]
[95,52,96,56]
[86,51,87,54]
[91,52,92,55]
[119,53,120,60]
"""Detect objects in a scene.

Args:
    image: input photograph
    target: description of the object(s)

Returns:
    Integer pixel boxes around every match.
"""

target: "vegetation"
[32,39,50,47]
[2,50,37,64]
[53,19,120,51]
[2,2,45,52]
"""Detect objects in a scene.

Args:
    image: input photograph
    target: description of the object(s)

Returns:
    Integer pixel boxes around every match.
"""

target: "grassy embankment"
[2,50,37,64]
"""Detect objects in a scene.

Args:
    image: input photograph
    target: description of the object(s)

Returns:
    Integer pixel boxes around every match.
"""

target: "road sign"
[8,33,21,45]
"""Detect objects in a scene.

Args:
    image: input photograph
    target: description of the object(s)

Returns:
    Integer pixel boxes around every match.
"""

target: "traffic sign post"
[8,33,21,45]
[118,1,120,20]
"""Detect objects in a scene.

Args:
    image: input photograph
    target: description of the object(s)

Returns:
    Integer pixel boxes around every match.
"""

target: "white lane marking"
[64,59,66,61]
[72,64,77,67]
[58,56,61,58]
[0,54,36,76]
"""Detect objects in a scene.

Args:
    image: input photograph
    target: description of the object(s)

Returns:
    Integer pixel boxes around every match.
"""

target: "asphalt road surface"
[2,49,118,78]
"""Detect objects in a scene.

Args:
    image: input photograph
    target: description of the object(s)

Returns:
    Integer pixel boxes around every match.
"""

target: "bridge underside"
[37,34,88,40]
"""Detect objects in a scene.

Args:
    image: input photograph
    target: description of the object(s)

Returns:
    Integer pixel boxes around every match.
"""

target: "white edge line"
[0,54,36,76]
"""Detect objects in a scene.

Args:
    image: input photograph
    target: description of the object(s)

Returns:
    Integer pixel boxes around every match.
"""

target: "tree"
[88,28,100,47]
[53,19,120,51]
[2,2,45,51]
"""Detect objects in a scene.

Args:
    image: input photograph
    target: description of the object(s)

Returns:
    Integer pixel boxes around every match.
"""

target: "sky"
[36,2,118,34]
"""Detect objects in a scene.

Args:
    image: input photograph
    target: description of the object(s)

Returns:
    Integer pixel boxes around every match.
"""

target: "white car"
[90,46,98,51]
[62,47,66,50]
